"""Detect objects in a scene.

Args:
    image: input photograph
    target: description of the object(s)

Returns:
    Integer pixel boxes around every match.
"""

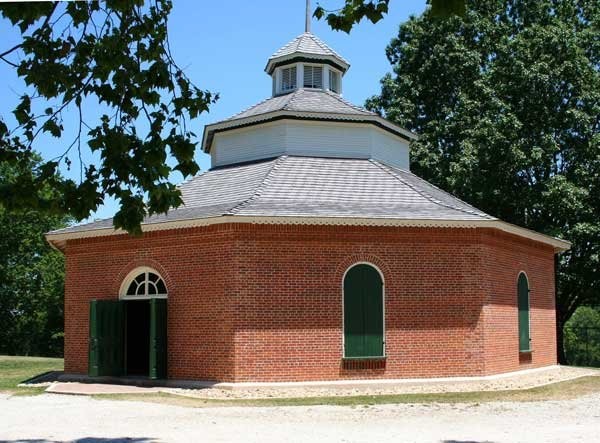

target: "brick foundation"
[63,223,557,382]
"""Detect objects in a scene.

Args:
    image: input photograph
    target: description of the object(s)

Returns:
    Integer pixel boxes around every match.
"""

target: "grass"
[0,355,63,395]
[94,374,600,408]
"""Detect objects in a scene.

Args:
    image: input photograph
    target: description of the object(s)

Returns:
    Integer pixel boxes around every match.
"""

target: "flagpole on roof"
[305,0,311,33]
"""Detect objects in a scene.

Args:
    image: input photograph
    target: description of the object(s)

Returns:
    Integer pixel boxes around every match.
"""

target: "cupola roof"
[265,32,350,75]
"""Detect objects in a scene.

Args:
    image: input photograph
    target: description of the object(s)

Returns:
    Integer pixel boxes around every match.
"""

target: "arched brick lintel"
[335,253,391,284]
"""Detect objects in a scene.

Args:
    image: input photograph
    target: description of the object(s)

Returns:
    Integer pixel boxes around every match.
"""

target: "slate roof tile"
[268,32,349,65]
[50,156,494,235]
[225,89,374,122]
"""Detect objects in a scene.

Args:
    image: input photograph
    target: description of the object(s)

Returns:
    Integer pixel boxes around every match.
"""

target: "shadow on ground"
[0,438,155,443]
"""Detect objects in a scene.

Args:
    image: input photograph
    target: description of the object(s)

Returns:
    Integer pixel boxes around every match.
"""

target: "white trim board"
[46,215,571,253]
[202,110,417,152]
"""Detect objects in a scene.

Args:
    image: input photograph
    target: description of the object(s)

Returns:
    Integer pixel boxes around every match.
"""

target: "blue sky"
[0,0,427,221]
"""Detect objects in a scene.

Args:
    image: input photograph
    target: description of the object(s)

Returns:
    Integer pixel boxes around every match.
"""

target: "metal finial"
[305,0,311,33]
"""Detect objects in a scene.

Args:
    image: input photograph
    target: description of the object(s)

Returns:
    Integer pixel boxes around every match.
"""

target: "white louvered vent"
[303,65,323,89]
[281,66,297,92]
[329,70,340,93]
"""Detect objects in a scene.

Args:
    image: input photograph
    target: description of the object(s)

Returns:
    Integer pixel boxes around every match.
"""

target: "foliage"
[0,157,70,357]
[0,1,217,234]
[366,0,600,360]
[314,0,465,32]
[564,306,600,367]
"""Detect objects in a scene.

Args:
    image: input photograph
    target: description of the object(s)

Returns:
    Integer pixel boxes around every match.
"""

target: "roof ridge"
[394,167,495,217]
[370,160,493,218]
[270,33,303,59]
[227,156,286,215]
[268,32,349,65]
[176,168,209,193]
[324,90,374,115]
[226,95,282,121]
[284,88,307,109]
[280,89,300,109]
[305,33,349,64]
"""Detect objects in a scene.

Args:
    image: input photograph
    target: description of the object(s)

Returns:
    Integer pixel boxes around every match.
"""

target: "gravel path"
[1,390,600,443]
[166,365,598,400]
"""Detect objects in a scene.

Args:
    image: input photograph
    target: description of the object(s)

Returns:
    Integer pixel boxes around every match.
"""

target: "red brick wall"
[63,223,557,382]
[480,230,557,375]
[64,225,237,381]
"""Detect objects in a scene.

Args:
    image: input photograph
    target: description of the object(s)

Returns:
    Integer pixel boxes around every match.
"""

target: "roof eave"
[46,216,571,254]
[201,110,418,153]
[265,53,350,75]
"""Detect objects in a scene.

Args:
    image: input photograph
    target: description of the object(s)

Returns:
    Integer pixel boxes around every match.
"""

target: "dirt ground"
[166,365,597,399]
[1,391,600,443]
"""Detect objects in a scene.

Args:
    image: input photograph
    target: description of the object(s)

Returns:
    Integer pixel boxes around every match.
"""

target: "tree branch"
[0,43,22,59]
[0,55,19,68]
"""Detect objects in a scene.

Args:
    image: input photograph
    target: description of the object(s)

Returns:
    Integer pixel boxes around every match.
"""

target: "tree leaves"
[429,0,466,17]
[368,0,600,336]
[0,157,69,356]
[0,1,217,233]
[314,0,466,33]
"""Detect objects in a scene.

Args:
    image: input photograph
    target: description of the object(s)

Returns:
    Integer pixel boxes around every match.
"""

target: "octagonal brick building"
[47,31,570,383]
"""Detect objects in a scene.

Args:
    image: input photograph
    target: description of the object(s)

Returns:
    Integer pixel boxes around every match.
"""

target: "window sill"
[519,350,533,354]
[342,356,386,361]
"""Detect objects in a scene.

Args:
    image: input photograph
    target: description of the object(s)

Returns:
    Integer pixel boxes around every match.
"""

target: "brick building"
[47,31,570,383]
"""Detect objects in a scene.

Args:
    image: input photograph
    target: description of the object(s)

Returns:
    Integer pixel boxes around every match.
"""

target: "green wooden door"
[518,273,531,352]
[88,300,124,376]
[149,298,168,379]
[344,264,384,358]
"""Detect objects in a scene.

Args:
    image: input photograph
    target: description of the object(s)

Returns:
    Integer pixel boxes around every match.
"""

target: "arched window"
[120,268,167,299]
[343,263,384,358]
[517,272,530,352]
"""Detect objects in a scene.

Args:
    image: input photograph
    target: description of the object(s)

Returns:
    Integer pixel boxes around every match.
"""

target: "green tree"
[0,1,216,234]
[0,157,69,356]
[314,0,466,32]
[564,306,600,367]
[366,0,600,362]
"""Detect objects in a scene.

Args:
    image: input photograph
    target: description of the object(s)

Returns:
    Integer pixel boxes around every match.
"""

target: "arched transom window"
[120,268,167,299]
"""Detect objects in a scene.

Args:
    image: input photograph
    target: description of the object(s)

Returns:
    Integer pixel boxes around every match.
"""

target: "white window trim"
[328,67,342,94]
[119,266,168,300]
[341,262,386,359]
[302,63,324,89]
[278,63,299,94]
[323,65,330,91]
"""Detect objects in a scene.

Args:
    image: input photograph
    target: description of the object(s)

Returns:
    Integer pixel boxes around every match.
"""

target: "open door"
[149,298,167,379]
[88,300,124,376]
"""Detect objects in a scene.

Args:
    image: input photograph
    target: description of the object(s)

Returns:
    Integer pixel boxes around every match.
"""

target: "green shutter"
[518,274,531,352]
[88,300,124,376]
[344,264,384,358]
[149,298,168,379]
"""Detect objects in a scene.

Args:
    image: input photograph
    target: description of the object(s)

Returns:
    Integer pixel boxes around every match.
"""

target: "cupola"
[200,6,417,170]
[266,32,350,96]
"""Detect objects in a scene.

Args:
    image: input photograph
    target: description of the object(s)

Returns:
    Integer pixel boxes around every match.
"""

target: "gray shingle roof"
[225,89,374,122]
[268,32,349,66]
[49,156,495,236]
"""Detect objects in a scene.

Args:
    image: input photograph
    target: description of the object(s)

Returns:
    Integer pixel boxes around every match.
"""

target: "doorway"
[125,300,150,376]
[88,268,168,379]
